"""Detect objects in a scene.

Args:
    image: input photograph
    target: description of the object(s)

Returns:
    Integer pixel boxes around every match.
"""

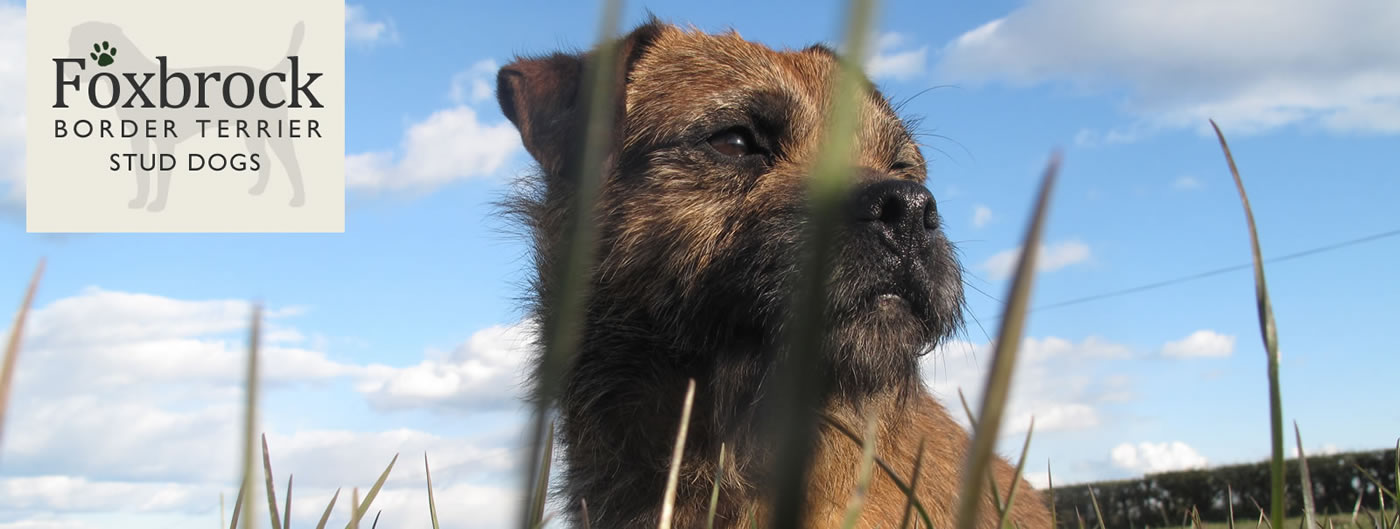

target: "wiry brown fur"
[497,20,1052,529]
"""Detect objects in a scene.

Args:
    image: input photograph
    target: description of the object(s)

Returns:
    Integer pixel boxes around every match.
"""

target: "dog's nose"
[850,179,938,252]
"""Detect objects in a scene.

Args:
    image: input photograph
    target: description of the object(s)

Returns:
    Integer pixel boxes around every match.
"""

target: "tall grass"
[0,259,42,455]
[0,4,1369,529]
[518,0,625,526]
[955,155,1059,529]
[765,0,879,527]
[659,380,698,529]
[1211,120,1287,527]
[238,305,263,529]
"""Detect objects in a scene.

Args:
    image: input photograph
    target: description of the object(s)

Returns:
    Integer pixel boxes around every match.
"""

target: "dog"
[498,20,1053,529]
[66,22,307,212]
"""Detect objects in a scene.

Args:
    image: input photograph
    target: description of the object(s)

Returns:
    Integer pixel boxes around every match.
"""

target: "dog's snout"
[852,179,938,244]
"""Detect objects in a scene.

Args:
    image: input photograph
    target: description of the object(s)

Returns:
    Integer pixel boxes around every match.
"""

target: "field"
[2,1,1395,528]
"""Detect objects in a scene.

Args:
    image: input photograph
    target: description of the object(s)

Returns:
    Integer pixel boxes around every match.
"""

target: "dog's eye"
[707,128,762,157]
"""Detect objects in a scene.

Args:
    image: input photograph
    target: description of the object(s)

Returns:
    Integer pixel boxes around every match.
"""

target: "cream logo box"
[26,0,344,232]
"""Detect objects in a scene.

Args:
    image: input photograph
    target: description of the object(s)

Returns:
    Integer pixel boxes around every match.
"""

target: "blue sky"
[2,1,1398,528]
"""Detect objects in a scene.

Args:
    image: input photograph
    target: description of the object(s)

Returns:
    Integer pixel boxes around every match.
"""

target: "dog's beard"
[660,219,962,396]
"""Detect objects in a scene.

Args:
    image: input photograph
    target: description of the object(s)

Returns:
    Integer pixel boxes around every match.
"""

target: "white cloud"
[980,240,1092,280]
[866,32,929,81]
[972,204,993,228]
[451,60,500,105]
[1110,441,1209,474]
[0,477,203,513]
[346,102,521,193]
[345,5,398,46]
[1172,175,1202,191]
[343,56,522,194]
[1161,330,1235,358]
[283,482,520,529]
[357,321,535,411]
[1021,471,1051,490]
[938,0,1400,135]
[0,519,99,529]
[0,3,25,213]
[3,287,531,527]
[17,288,348,400]
[1074,125,1152,147]
[260,428,519,489]
[925,335,1133,437]
[1010,403,1100,433]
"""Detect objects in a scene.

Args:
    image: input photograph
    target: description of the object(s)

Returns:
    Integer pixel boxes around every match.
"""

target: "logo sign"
[26,0,344,232]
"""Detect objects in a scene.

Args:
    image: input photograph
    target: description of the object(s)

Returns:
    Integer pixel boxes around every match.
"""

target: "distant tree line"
[1050,448,1397,528]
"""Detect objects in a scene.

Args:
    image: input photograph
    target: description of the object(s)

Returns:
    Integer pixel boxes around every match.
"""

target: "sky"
[1,1,1398,528]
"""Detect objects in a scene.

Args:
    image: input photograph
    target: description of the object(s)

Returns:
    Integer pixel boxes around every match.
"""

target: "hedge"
[1050,448,1397,528]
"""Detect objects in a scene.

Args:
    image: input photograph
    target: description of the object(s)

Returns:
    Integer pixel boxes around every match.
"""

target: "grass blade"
[1361,507,1380,529]
[1352,493,1364,528]
[1392,449,1400,529]
[581,499,591,529]
[313,488,340,529]
[988,474,1004,518]
[284,475,293,529]
[821,413,936,529]
[1048,462,1058,529]
[706,444,727,529]
[766,2,879,528]
[239,305,263,529]
[957,389,977,428]
[897,439,926,529]
[1229,484,1237,529]
[659,379,698,529]
[344,454,398,529]
[532,513,556,529]
[1088,486,1107,529]
[0,259,42,454]
[1251,497,1272,529]
[954,154,1061,529]
[1354,463,1397,502]
[1211,119,1286,529]
[230,480,248,529]
[1381,486,1390,529]
[349,488,360,529]
[262,434,284,529]
[518,0,624,526]
[527,421,555,528]
[996,418,1035,529]
[1294,423,1317,529]
[425,454,440,529]
[369,511,380,529]
[838,415,880,529]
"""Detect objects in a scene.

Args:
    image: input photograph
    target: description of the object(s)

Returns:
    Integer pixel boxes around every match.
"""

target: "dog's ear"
[497,20,665,178]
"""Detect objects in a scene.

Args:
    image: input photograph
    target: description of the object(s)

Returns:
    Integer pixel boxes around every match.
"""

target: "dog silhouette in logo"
[67,22,308,212]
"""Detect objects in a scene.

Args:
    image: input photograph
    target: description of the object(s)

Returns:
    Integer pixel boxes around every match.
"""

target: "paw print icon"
[90,41,116,66]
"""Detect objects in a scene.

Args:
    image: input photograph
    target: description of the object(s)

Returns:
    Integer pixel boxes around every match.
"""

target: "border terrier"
[498,20,1052,529]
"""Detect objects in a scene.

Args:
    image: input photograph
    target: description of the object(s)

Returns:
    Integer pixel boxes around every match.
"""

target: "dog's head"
[500,21,963,393]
